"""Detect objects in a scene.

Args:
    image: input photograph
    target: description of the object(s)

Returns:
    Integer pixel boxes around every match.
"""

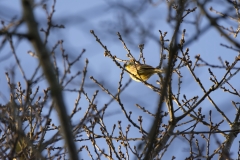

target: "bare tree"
[0,0,240,160]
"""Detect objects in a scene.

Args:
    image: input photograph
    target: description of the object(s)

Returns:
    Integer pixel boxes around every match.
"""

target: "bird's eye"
[135,61,140,65]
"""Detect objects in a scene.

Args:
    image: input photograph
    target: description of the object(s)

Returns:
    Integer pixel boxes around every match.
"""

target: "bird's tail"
[154,68,165,73]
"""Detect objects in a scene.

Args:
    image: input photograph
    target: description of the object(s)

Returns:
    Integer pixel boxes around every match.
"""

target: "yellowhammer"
[125,59,164,82]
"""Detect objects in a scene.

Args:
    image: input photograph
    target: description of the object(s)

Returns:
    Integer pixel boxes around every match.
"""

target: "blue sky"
[0,0,240,159]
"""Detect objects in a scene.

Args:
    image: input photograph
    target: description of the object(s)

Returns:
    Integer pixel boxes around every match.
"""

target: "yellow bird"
[125,59,164,82]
